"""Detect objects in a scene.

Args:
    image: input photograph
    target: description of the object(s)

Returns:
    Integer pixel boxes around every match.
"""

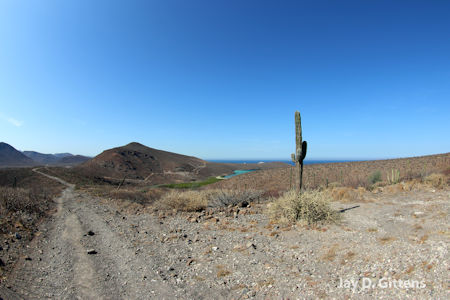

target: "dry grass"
[344,251,355,260]
[423,173,447,189]
[216,265,232,277]
[323,172,448,200]
[321,244,338,261]
[267,190,339,225]
[405,265,415,274]
[413,224,423,231]
[340,251,356,264]
[328,186,366,202]
[418,234,429,244]
[382,183,408,194]
[155,190,212,212]
[378,236,396,244]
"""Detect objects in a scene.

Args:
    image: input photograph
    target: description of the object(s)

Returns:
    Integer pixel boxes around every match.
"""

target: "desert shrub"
[443,168,450,177]
[155,190,213,212]
[154,189,264,211]
[208,189,262,208]
[0,186,56,237]
[0,186,53,216]
[0,187,32,213]
[368,171,382,185]
[268,190,339,225]
[423,173,447,189]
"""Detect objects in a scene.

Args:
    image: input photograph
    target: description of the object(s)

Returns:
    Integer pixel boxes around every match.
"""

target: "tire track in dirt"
[3,169,177,299]
[61,213,101,299]
[72,202,176,299]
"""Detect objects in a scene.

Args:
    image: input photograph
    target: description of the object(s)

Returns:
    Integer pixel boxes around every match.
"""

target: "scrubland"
[1,153,448,299]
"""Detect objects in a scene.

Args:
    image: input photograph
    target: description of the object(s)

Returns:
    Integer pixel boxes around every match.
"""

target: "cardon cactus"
[291,111,307,191]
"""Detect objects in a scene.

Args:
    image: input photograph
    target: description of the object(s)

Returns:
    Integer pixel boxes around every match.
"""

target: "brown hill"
[0,142,36,167]
[79,142,206,180]
[79,142,288,183]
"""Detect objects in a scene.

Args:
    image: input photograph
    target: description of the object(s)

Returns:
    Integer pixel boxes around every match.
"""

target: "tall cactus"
[291,111,307,191]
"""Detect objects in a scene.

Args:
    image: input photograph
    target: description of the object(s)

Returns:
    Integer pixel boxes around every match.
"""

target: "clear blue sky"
[1,0,449,160]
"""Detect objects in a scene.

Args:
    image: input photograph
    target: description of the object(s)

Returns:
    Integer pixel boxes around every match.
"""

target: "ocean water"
[208,159,360,166]
[208,159,362,178]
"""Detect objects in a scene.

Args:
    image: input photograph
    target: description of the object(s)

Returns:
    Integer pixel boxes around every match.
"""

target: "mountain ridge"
[78,142,288,183]
[0,142,36,167]
[0,142,90,167]
[22,150,90,165]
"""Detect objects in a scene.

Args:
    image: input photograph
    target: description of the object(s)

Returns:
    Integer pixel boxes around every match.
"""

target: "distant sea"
[207,159,363,166]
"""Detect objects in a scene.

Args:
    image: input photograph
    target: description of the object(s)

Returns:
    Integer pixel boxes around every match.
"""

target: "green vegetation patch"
[368,170,382,185]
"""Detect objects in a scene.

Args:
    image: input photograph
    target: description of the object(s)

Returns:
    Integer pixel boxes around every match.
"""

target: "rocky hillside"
[79,142,288,182]
[0,142,35,167]
[79,142,206,180]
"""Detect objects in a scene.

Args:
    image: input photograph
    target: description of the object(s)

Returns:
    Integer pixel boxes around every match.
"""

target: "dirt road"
[2,171,448,299]
[3,170,178,299]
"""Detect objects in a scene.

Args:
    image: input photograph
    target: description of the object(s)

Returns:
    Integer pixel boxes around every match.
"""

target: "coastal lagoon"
[223,169,258,179]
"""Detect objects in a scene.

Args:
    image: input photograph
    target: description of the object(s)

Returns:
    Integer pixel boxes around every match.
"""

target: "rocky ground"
[1,171,448,299]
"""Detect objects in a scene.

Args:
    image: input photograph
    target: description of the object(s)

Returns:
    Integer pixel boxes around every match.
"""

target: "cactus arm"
[301,141,307,161]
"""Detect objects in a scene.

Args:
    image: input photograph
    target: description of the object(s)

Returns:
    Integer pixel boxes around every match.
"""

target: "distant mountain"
[79,142,288,183]
[54,153,73,158]
[0,142,36,167]
[23,151,60,164]
[57,154,90,165]
[22,150,90,166]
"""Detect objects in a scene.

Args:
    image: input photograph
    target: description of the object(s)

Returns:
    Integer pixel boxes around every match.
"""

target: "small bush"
[208,189,262,208]
[368,171,382,185]
[268,190,339,225]
[424,173,447,189]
